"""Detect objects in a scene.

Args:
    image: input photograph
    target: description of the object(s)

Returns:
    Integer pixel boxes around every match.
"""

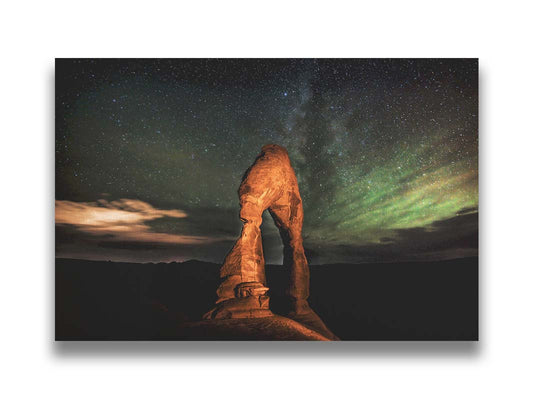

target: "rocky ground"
[56,257,478,340]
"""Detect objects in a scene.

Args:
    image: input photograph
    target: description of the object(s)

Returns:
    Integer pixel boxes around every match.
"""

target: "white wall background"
[1,1,532,399]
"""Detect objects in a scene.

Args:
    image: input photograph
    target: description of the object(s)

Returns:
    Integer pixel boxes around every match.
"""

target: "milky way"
[56,59,478,263]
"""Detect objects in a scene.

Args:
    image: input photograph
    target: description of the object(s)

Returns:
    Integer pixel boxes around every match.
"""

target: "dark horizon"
[55,254,478,266]
[56,59,478,264]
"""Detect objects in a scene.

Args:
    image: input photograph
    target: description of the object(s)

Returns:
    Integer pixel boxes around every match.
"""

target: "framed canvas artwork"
[55,58,478,340]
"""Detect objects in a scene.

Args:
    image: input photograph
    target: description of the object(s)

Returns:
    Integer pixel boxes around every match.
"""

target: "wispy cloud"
[56,199,213,244]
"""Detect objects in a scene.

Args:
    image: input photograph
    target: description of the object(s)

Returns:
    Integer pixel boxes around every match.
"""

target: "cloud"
[55,199,214,245]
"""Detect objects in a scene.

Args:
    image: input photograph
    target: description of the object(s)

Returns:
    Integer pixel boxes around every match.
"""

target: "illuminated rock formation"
[204,144,311,318]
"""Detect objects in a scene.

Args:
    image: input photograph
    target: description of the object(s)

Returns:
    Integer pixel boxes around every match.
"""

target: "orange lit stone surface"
[204,144,308,318]
[203,144,338,340]
[179,316,332,341]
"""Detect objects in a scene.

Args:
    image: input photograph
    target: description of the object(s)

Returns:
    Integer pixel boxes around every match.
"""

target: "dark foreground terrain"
[56,257,478,340]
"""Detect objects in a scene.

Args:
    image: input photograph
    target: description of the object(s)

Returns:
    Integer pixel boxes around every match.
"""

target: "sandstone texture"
[179,316,332,341]
[203,144,338,340]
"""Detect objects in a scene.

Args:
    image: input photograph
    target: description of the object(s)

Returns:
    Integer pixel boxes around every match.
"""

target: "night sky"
[56,59,478,264]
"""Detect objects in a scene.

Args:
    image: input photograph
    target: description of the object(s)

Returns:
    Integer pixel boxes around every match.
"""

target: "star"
[56,58,478,263]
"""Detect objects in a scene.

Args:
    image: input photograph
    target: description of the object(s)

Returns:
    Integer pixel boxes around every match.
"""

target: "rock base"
[177,315,334,341]
[203,281,273,319]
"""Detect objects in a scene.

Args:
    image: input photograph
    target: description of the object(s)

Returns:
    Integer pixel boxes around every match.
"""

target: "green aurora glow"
[56,59,478,263]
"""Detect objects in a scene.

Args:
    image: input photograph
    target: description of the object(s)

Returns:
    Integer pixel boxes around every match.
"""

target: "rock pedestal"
[203,282,273,319]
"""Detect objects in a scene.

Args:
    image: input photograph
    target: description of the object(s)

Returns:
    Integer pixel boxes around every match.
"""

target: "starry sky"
[56,59,478,264]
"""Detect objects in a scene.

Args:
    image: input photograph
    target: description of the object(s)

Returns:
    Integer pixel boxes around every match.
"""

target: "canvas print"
[55,58,478,340]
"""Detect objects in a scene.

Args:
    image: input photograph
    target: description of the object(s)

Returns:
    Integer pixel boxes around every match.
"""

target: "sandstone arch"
[204,144,311,319]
